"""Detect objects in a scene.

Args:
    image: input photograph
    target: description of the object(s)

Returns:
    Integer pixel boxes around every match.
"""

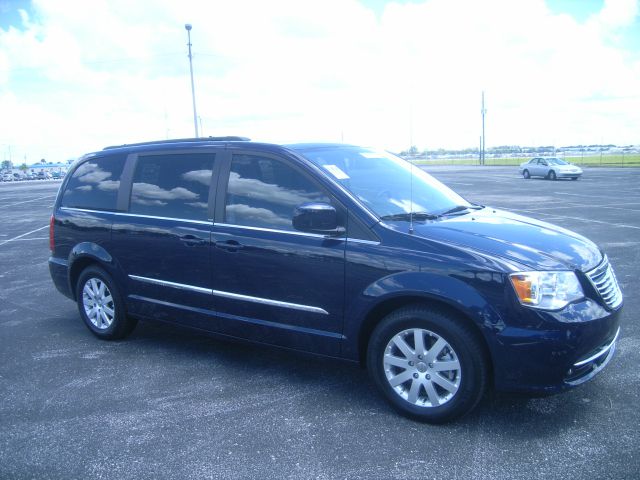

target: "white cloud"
[0,0,639,163]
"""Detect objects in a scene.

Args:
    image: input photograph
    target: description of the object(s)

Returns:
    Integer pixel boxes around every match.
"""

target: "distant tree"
[40,158,46,164]
[1,160,12,170]
[19,163,28,172]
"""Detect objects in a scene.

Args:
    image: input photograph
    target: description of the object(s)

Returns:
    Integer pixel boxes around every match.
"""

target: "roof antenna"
[409,157,414,235]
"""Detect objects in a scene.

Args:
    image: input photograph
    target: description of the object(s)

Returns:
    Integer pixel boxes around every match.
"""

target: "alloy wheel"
[383,328,461,407]
[82,277,115,330]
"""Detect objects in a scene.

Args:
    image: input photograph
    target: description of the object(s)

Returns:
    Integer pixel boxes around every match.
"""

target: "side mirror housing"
[292,202,345,236]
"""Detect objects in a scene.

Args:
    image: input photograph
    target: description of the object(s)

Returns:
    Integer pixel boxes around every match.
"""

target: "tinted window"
[130,153,214,221]
[61,155,126,210]
[225,154,329,230]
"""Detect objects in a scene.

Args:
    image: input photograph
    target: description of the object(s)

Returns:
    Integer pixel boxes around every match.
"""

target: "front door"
[210,152,346,355]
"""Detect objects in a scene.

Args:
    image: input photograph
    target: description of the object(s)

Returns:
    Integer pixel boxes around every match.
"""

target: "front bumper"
[557,171,582,178]
[491,298,622,393]
[565,327,619,385]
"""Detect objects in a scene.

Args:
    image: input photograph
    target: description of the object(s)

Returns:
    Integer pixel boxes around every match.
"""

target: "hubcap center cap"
[416,362,428,373]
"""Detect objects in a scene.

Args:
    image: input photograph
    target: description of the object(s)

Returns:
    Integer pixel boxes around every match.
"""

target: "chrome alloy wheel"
[383,328,461,407]
[82,277,115,330]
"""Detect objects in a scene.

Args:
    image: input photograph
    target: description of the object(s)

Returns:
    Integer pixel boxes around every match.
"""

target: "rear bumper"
[49,256,73,300]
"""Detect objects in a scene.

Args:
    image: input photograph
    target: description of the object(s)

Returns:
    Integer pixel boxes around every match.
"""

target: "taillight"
[49,215,55,252]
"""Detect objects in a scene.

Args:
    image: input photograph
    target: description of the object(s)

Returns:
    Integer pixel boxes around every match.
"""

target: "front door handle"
[214,239,243,252]
[180,234,207,247]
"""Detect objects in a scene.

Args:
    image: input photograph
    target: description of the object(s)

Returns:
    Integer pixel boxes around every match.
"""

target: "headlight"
[509,271,584,310]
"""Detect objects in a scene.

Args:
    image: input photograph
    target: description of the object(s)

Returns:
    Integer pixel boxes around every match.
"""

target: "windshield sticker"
[360,153,380,159]
[323,164,350,180]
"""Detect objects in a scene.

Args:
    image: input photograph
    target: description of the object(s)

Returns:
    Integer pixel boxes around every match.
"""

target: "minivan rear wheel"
[76,266,137,340]
[367,305,487,423]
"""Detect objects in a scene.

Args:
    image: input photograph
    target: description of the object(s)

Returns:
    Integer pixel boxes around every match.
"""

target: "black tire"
[571,177,578,181]
[523,170,530,179]
[367,305,488,423]
[76,266,137,340]
[548,170,557,180]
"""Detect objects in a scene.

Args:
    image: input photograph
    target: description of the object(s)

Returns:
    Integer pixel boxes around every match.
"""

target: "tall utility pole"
[481,91,487,166]
[185,24,199,138]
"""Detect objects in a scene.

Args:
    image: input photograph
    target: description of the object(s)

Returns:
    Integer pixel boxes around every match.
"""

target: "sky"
[0,0,639,163]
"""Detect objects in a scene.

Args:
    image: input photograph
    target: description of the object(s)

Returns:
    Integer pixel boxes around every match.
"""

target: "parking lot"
[1,167,638,479]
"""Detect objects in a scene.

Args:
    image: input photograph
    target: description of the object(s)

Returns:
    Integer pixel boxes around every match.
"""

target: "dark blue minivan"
[49,138,622,423]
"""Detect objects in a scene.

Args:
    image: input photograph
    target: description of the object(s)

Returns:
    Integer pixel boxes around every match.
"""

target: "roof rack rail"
[103,136,251,150]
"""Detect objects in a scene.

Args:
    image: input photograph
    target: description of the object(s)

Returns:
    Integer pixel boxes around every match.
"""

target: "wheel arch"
[67,242,115,300]
[357,295,493,381]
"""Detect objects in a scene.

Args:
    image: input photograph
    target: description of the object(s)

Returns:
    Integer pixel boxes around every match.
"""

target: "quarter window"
[130,153,215,221]
[225,154,330,231]
[61,154,126,211]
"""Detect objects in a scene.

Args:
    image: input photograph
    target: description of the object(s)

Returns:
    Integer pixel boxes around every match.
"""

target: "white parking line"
[0,225,49,246]
[512,210,640,230]
[7,237,48,241]
[0,194,56,207]
[555,191,640,199]
[519,203,640,213]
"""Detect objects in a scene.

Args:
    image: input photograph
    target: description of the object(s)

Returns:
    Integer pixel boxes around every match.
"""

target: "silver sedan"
[519,157,582,180]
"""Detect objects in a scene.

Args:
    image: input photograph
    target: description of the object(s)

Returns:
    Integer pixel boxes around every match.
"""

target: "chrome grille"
[586,256,623,309]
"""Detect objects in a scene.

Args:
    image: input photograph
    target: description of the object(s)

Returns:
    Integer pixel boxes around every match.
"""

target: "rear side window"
[130,153,215,221]
[61,155,126,211]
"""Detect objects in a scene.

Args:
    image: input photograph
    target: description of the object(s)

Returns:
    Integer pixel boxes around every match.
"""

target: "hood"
[386,207,602,271]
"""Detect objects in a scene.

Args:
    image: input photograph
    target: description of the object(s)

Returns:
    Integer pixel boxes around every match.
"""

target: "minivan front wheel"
[367,306,487,423]
[76,266,136,340]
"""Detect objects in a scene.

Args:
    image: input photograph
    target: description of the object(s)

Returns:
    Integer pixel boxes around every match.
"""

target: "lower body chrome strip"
[128,274,328,315]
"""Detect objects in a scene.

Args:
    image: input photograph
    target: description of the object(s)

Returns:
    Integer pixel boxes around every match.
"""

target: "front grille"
[586,255,623,309]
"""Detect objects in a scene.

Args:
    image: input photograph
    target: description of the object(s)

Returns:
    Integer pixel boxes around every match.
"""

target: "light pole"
[481,91,487,166]
[185,24,199,138]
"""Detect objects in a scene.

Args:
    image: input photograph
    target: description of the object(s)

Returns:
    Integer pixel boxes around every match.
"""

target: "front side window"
[130,153,215,221]
[225,154,330,230]
[61,154,126,211]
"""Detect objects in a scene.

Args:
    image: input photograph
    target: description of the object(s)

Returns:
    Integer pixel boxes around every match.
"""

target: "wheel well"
[69,258,100,300]
[358,296,493,375]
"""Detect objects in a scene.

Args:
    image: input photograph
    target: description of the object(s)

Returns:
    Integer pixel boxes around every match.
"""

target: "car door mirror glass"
[292,202,345,236]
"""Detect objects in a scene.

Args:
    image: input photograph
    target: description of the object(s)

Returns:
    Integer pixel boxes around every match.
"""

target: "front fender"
[342,271,506,361]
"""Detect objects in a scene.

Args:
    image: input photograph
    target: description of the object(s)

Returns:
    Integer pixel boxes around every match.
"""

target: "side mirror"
[292,202,345,236]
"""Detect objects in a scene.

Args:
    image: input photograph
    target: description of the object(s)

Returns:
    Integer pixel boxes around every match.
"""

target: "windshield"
[547,158,568,165]
[295,146,471,219]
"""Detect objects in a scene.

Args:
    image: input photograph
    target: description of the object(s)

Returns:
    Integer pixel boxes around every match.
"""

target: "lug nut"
[413,373,419,379]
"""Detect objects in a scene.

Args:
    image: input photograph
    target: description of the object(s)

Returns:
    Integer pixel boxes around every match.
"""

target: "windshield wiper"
[436,205,482,217]
[380,212,440,221]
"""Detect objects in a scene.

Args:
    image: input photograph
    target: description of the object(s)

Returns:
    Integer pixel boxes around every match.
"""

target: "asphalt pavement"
[1,168,638,479]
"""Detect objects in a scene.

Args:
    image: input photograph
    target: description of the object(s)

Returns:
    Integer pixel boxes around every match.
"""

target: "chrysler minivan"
[49,138,622,423]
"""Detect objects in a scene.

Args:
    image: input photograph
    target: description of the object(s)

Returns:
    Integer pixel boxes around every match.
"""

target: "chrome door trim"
[128,274,329,315]
[128,275,211,294]
[214,222,336,239]
[60,207,212,226]
[210,288,329,315]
